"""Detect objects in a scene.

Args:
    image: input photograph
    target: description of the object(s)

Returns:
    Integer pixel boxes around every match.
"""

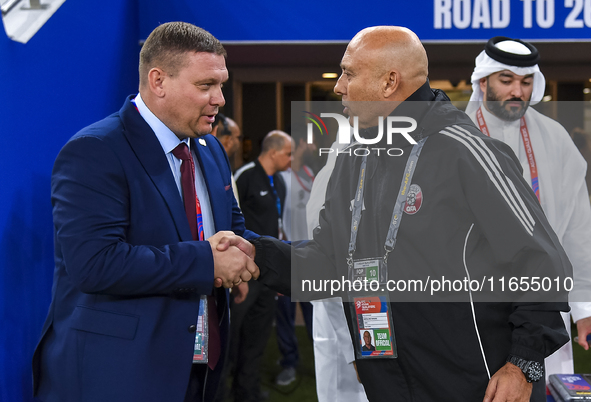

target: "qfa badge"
[404,184,422,215]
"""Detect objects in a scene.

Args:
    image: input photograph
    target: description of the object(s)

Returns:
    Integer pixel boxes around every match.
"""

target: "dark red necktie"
[172,142,220,370]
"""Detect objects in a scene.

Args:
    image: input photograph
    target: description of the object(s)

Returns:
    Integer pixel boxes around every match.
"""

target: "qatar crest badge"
[404,184,422,215]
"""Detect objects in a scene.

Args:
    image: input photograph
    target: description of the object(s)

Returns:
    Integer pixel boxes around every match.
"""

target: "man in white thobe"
[306,140,369,402]
[467,36,591,377]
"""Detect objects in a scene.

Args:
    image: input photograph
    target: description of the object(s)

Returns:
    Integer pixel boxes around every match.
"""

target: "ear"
[147,67,167,98]
[479,77,487,95]
[383,70,399,98]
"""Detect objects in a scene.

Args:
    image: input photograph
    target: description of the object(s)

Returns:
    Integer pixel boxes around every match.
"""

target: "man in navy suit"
[33,22,259,402]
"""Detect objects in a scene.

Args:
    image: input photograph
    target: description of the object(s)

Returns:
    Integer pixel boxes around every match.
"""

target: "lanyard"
[476,107,540,202]
[268,175,282,216]
[347,139,428,271]
[294,166,315,193]
[269,175,285,239]
[187,152,205,241]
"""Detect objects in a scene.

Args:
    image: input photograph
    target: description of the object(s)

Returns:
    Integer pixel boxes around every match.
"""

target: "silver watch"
[507,355,544,383]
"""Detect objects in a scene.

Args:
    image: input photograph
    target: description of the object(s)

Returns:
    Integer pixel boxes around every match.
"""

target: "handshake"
[208,231,259,289]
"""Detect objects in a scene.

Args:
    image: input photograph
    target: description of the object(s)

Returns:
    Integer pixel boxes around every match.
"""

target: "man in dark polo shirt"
[230,130,291,402]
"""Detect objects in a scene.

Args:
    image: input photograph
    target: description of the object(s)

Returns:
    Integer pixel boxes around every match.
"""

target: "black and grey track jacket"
[254,82,571,401]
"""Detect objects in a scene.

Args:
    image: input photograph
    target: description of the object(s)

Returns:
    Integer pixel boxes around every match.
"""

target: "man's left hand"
[576,316,591,350]
[483,362,532,402]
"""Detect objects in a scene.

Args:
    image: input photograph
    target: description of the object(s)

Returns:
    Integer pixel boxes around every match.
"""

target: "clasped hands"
[208,231,258,288]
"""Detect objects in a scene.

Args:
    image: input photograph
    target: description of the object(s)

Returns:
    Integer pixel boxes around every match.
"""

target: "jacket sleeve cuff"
[508,344,545,363]
[250,237,265,270]
[249,236,291,296]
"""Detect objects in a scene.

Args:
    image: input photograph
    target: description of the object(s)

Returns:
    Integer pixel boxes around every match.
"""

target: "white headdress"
[466,37,546,115]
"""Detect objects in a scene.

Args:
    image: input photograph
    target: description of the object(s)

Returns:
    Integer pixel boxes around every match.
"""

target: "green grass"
[220,326,319,402]
[572,322,591,374]
[260,326,319,402]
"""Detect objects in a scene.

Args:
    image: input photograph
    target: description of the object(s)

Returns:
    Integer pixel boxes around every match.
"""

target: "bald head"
[349,26,428,99]
[336,27,428,103]
[261,130,290,155]
[258,130,292,175]
[334,26,429,128]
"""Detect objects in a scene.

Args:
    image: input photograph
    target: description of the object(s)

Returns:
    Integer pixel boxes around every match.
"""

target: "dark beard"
[485,82,529,121]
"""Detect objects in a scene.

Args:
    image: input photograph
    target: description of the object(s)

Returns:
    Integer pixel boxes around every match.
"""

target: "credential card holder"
[348,292,397,360]
[193,295,209,364]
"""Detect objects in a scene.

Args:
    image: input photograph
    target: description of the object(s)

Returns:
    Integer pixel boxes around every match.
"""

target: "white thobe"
[469,105,591,377]
[306,141,369,402]
[281,166,314,242]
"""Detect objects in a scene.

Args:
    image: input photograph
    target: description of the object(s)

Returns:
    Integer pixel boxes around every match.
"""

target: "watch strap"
[507,354,544,383]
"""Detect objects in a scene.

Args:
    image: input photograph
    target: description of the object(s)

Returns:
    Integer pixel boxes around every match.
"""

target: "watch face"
[526,362,544,382]
[508,355,544,382]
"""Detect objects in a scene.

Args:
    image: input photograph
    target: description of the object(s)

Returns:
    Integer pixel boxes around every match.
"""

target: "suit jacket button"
[188,325,197,333]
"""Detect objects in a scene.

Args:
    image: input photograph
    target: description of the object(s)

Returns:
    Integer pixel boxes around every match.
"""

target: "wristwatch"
[507,355,544,383]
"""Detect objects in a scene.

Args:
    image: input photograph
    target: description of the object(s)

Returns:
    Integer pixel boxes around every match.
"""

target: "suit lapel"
[119,96,193,241]
[192,136,228,231]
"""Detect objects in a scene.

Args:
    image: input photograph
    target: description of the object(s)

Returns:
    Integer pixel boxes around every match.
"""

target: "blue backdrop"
[0,1,140,401]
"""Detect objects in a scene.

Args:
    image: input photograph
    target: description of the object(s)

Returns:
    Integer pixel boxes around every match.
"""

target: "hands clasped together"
[208,231,258,289]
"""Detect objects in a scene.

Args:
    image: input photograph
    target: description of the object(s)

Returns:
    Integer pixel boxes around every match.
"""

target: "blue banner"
[140,0,591,42]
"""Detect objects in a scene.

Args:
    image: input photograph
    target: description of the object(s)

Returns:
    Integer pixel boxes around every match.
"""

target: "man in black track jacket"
[220,26,571,402]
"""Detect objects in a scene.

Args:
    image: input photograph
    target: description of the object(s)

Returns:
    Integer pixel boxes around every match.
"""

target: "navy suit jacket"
[33,96,256,402]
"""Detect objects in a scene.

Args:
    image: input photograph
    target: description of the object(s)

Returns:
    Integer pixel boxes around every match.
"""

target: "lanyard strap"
[519,119,540,201]
[187,155,205,241]
[347,139,428,269]
[268,175,282,216]
[476,107,540,202]
[294,166,315,193]
[269,175,285,239]
[383,138,427,262]
[347,153,368,268]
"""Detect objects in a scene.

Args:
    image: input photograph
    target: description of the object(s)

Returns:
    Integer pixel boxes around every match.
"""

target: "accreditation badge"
[349,293,397,359]
[351,258,388,285]
[193,295,209,364]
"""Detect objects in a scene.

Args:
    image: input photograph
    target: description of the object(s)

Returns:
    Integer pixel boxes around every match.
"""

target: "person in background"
[275,135,316,386]
[231,131,291,401]
[466,37,591,378]
[212,113,243,203]
[307,139,369,402]
[570,127,591,198]
[212,113,246,306]
[211,114,248,402]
